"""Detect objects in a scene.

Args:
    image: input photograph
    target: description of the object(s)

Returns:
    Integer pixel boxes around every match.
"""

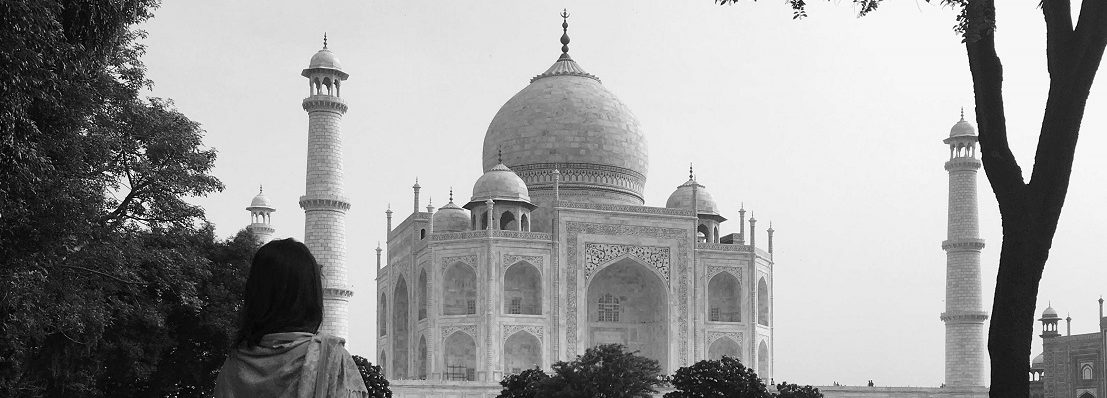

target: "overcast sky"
[138,0,1106,387]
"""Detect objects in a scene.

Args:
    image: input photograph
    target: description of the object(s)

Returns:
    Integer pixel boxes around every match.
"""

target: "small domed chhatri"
[666,178,721,217]
[467,162,532,206]
[950,108,977,137]
[249,187,275,210]
[302,33,348,80]
[432,189,471,233]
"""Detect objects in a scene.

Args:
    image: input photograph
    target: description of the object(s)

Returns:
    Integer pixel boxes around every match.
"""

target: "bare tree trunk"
[962,0,1107,396]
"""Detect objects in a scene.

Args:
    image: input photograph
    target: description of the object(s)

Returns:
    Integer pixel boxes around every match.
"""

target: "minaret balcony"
[941,238,985,251]
[940,310,989,323]
[302,95,348,113]
[944,157,982,171]
[324,286,355,298]
[299,194,352,211]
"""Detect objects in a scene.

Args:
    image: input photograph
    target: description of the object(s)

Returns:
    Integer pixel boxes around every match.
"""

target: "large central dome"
[482,31,648,206]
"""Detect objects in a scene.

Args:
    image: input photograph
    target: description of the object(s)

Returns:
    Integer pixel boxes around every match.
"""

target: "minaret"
[940,109,988,387]
[246,186,276,243]
[299,35,353,341]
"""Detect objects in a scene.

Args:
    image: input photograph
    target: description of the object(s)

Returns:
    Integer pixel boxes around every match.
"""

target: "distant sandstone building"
[1028,301,1107,398]
[369,14,775,393]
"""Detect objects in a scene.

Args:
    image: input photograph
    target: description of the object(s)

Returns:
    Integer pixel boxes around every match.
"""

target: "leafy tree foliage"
[716,1,1107,396]
[497,367,551,398]
[533,344,664,398]
[0,0,243,396]
[352,355,392,398]
[665,356,770,398]
[774,382,823,398]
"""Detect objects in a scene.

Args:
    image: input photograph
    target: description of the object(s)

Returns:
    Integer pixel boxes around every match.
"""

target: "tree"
[352,355,392,398]
[498,367,551,398]
[774,382,824,398]
[716,1,1107,396]
[665,356,771,398]
[534,344,664,398]
[0,1,240,396]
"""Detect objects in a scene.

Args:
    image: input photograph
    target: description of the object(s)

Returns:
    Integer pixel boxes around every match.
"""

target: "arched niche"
[757,277,769,326]
[503,331,541,375]
[416,335,428,380]
[417,269,428,320]
[520,213,530,232]
[380,351,387,378]
[586,258,669,373]
[503,262,541,315]
[708,337,740,361]
[378,293,387,336]
[757,340,769,379]
[444,332,477,381]
[393,277,409,379]
[708,272,741,322]
[444,262,477,315]
[500,211,517,230]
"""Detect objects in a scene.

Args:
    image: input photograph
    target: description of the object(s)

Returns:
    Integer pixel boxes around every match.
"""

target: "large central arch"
[585,257,669,372]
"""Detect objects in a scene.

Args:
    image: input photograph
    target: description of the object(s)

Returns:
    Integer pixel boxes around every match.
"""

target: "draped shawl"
[215,332,369,398]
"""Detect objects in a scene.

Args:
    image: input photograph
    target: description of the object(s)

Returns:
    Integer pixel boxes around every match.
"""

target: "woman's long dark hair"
[235,238,324,347]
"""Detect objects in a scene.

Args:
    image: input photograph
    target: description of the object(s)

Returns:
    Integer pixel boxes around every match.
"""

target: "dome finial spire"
[689,163,694,181]
[449,187,454,203]
[323,32,328,49]
[259,185,263,194]
[960,107,965,121]
[560,9,571,55]
[498,145,503,164]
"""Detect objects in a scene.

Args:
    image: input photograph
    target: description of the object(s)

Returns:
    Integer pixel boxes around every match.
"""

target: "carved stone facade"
[343,16,772,393]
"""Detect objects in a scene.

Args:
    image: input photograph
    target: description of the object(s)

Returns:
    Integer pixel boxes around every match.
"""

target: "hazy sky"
[138,0,1106,387]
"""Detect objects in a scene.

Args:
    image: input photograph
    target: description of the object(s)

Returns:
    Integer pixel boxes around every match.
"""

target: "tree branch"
[1027,0,1107,225]
[1075,0,1107,43]
[57,264,146,285]
[1042,0,1073,77]
[965,0,1025,213]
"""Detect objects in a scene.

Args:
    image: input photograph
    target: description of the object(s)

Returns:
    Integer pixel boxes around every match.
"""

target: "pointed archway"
[585,258,669,373]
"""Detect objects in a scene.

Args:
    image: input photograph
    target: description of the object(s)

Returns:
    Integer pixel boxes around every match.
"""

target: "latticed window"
[598,293,620,322]
[509,298,522,314]
[710,307,721,322]
[467,299,476,315]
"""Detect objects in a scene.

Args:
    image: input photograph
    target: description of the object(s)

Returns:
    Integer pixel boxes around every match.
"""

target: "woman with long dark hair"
[216,238,367,397]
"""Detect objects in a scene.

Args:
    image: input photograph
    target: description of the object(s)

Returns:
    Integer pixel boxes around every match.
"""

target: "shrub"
[351,355,391,398]
[535,344,664,398]
[497,367,551,398]
[774,382,823,398]
[665,356,770,398]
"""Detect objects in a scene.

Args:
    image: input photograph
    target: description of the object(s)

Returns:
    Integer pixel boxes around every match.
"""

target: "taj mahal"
[242,12,992,398]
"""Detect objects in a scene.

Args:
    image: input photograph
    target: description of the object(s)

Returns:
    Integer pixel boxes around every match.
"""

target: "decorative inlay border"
[696,242,751,252]
[555,201,694,217]
[706,265,743,283]
[583,243,670,284]
[503,254,544,275]
[565,221,690,365]
[502,324,544,343]
[441,324,478,340]
[430,230,553,241]
[707,331,743,345]
[439,255,477,272]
